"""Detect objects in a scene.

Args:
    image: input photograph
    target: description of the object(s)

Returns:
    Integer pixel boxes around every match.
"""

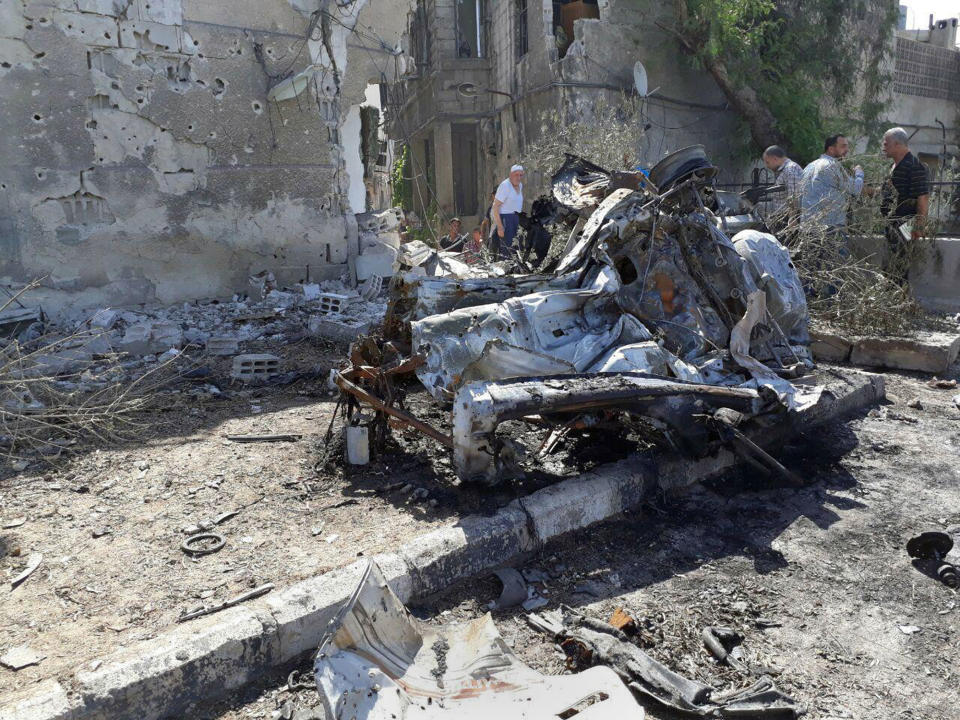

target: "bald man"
[880,126,930,283]
[492,164,524,259]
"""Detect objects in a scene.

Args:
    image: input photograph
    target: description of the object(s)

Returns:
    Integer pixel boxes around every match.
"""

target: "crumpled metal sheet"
[733,230,810,347]
[551,153,612,214]
[405,273,568,322]
[314,561,646,719]
[412,288,654,400]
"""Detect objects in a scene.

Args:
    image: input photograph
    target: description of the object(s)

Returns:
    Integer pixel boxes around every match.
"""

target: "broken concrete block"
[308,316,372,343]
[317,293,349,316]
[118,322,154,355]
[360,274,383,300]
[265,290,297,308]
[355,251,398,281]
[810,329,853,363]
[301,283,321,300]
[231,354,281,382]
[151,321,183,350]
[850,332,960,374]
[206,336,240,356]
[89,308,119,330]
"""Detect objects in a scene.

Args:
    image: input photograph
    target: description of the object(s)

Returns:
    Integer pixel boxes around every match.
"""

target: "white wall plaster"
[343,103,366,213]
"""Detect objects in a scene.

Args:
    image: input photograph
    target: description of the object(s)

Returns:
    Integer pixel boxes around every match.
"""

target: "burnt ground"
[193,370,960,720]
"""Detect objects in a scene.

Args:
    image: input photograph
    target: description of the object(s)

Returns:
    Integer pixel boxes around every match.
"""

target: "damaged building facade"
[386,2,960,234]
[383,0,747,225]
[0,0,404,316]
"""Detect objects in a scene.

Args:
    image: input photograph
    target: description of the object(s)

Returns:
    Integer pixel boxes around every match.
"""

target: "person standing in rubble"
[761,145,803,234]
[878,126,930,284]
[799,134,864,233]
[493,165,525,259]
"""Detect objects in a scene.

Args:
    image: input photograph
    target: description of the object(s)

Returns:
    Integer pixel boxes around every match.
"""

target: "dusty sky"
[902,1,960,28]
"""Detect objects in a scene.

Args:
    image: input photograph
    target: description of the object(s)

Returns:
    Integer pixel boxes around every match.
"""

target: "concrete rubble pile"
[336,146,826,485]
[0,278,387,386]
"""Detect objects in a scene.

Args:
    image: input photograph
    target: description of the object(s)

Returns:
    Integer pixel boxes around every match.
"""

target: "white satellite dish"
[633,61,648,97]
[267,66,316,102]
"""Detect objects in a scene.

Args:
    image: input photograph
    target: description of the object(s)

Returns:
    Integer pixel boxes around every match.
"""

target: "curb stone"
[2,371,884,720]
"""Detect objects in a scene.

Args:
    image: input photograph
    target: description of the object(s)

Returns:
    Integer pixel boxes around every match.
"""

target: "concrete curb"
[2,371,885,720]
[811,329,960,373]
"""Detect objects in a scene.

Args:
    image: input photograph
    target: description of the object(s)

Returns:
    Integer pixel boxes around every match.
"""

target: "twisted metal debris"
[336,146,821,485]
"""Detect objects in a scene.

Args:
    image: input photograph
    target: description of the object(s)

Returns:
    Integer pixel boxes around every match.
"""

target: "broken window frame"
[410,1,431,70]
[454,0,487,59]
[515,0,529,60]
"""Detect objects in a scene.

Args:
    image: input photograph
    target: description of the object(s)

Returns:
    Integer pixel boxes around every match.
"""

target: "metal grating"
[894,37,960,101]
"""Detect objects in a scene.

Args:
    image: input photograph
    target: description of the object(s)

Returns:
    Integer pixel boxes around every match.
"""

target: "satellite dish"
[633,61,648,97]
[268,66,316,102]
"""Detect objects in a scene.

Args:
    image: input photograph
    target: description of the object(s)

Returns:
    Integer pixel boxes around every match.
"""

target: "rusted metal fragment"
[452,373,762,484]
[335,372,453,449]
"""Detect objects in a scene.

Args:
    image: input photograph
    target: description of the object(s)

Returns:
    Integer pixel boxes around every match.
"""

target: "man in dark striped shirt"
[880,127,930,282]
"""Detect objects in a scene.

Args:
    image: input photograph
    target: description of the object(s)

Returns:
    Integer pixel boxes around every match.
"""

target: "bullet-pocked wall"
[0,0,403,316]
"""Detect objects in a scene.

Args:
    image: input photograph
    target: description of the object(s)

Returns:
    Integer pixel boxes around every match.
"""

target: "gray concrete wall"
[0,0,403,316]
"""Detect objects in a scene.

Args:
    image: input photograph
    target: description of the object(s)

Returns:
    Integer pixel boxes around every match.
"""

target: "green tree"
[391,144,413,210]
[663,0,898,162]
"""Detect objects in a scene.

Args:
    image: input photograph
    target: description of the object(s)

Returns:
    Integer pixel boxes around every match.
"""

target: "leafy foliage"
[390,143,412,210]
[676,0,898,162]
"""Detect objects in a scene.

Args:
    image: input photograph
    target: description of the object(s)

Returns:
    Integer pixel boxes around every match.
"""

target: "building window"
[411,1,431,70]
[455,0,486,58]
[515,0,528,59]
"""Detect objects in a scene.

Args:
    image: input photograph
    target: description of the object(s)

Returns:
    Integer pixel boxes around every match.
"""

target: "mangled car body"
[337,146,818,486]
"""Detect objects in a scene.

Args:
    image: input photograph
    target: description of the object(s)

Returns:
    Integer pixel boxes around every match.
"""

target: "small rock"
[311,525,325,537]
[182,524,201,535]
[11,459,29,472]
[428,498,439,508]
[325,534,340,544]
[92,527,111,538]
[907,397,923,410]
[198,519,215,531]
[898,624,922,635]
[953,394,960,411]
[0,645,45,670]
[400,483,414,494]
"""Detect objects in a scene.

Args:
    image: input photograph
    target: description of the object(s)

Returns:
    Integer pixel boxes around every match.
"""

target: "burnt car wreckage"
[334,146,818,486]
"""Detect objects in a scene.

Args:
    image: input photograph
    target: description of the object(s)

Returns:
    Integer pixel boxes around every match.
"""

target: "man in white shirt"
[492,164,524,259]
